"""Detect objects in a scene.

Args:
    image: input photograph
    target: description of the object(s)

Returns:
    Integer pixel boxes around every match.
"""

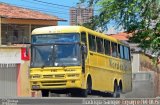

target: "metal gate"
[0,64,17,97]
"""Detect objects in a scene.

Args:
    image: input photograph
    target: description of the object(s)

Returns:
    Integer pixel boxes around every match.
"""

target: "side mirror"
[81,45,87,54]
[26,47,29,56]
[131,55,133,62]
[26,45,30,56]
[81,44,87,73]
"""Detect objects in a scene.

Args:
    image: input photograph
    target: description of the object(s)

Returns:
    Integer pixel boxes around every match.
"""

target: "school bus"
[30,26,132,97]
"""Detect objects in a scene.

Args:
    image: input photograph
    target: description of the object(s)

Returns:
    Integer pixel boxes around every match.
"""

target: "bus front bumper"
[30,78,82,90]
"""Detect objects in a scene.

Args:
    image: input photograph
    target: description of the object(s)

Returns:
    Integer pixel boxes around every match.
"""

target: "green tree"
[80,0,160,58]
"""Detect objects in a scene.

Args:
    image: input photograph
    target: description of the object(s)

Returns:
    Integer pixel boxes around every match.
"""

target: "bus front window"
[31,33,81,68]
[31,45,53,67]
[53,44,81,66]
[31,43,81,68]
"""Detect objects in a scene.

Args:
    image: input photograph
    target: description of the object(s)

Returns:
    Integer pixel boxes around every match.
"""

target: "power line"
[20,0,69,10]
[28,0,98,11]
[32,0,72,8]
[21,0,99,17]
[1,0,98,23]
[21,4,69,15]
[0,1,70,19]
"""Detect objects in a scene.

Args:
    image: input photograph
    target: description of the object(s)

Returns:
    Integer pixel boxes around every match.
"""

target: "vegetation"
[80,0,160,58]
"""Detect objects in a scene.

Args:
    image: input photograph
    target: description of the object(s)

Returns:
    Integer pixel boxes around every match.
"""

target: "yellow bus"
[30,26,132,97]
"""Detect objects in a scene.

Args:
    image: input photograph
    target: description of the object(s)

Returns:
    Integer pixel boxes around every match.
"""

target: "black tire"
[80,77,92,97]
[70,89,88,97]
[70,77,92,97]
[70,91,78,97]
[87,77,92,95]
[111,84,120,98]
[41,90,49,97]
[80,89,88,97]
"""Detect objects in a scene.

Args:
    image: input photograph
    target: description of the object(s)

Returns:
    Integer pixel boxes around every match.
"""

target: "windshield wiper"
[41,64,45,69]
[54,59,66,67]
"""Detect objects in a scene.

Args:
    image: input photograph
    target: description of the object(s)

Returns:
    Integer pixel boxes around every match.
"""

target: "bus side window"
[96,37,104,53]
[104,40,110,55]
[111,42,117,57]
[128,47,131,60]
[117,44,120,58]
[88,34,96,51]
[124,46,130,60]
[119,45,124,59]
[81,32,87,44]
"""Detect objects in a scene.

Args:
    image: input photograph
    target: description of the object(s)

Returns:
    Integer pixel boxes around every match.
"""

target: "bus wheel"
[80,77,92,97]
[111,84,120,98]
[41,90,49,97]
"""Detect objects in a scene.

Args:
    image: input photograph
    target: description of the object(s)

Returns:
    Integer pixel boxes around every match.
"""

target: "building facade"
[0,3,64,45]
[70,4,93,25]
[0,3,63,97]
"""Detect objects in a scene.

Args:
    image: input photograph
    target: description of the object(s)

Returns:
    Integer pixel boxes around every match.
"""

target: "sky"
[0,0,119,34]
[0,0,79,25]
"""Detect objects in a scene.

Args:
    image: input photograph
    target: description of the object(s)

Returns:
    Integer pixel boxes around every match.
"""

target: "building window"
[1,24,30,44]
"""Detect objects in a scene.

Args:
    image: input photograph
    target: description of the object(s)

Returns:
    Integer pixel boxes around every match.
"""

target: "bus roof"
[32,26,126,45]
[32,26,80,35]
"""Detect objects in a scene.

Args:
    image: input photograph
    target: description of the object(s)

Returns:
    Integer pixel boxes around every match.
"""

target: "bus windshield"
[31,33,81,68]
[31,43,81,68]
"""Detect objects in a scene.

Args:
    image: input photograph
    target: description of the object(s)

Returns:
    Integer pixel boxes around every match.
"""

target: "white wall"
[0,47,21,64]
[132,53,140,73]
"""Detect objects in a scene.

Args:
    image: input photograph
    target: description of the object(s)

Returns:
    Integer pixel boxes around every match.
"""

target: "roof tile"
[0,3,64,21]
[109,32,132,41]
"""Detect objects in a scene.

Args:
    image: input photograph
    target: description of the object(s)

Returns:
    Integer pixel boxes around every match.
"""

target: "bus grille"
[41,81,66,87]
[43,74,65,78]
